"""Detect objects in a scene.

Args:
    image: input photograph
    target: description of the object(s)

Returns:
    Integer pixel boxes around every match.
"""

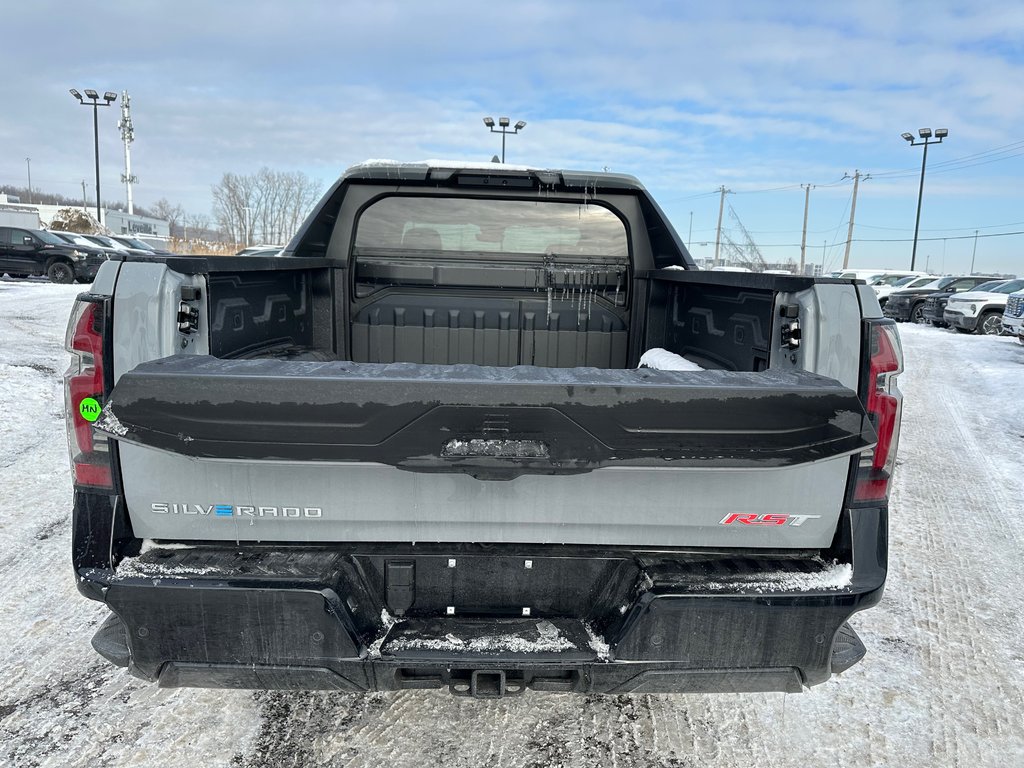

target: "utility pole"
[822,240,827,273]
[118,90,138,215]
[688,211,693,250]
[713,186,729,268]
[81,180,88,212]
[843,170,867,269]
[25,158,32,203]
[799,184,813,275]
[970,230,979,274]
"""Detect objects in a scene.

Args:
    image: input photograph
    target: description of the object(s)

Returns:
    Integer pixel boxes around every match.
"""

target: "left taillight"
[64,296,113,489]
[852,318,904,504]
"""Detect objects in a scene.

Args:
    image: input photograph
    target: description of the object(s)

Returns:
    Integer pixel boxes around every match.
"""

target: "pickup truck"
[65,161,902,698]
[1,225,108,283]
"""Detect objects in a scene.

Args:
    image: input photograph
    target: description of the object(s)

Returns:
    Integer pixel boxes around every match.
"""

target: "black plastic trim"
[97,354,874,476]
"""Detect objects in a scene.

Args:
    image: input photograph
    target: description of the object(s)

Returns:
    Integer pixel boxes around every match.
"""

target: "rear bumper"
[75,494,887,695]
[943,310,978,331]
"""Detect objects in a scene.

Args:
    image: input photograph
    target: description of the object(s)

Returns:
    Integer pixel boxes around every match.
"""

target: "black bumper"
[883,301,912,321]
[74,493,887,695]
[74,257,106,281]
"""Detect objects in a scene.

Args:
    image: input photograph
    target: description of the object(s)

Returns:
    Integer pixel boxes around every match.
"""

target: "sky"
[2,0,1023,276]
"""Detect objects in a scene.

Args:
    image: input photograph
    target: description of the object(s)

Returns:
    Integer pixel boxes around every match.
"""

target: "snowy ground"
[1,278,1022,768]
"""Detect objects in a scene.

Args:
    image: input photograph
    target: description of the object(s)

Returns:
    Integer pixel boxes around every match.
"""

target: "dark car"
[883,275,1001,323]
[0,226,107,283]
[51,231,120,261]
[81,234,153,257]
[921,279,1006,327]
[110,235,171,254]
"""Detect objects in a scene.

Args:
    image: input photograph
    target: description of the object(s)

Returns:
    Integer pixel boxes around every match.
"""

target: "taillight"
[64,296,113,489]
[853,319,903,503]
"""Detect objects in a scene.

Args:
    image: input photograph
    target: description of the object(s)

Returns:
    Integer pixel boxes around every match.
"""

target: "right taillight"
[853,319,904,504]
[64,296,113,490]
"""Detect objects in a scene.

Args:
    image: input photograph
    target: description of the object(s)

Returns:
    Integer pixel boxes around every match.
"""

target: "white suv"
[944,279,1024,335]
[1003,288,1024,338]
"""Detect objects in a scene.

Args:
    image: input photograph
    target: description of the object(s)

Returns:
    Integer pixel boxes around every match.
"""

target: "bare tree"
[150,198,186,236]
[184,212,210,240]
[211,168,321,247]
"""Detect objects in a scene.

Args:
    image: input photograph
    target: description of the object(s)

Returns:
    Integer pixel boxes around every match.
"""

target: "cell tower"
[118,90,138,215]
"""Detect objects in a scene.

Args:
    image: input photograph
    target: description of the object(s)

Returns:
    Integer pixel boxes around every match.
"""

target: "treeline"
[211,168,322,246]
[3,166,323,247]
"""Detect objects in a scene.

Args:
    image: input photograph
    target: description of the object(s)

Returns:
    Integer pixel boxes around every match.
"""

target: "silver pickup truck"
[65,161,903,698]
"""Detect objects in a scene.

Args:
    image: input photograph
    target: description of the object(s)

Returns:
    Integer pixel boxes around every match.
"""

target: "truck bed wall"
[205,266,776,372]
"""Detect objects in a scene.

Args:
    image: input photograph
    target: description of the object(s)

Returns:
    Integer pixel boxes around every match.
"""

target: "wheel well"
[45,256,73,269]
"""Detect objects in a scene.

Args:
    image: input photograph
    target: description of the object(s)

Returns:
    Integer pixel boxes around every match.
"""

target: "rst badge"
[719,513,821,527]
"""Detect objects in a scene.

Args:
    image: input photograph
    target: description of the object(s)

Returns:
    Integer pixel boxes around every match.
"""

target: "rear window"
[354,196,628,258]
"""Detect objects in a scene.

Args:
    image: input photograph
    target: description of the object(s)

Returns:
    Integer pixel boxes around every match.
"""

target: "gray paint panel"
[112,262,208,384]
[120,444,849,549]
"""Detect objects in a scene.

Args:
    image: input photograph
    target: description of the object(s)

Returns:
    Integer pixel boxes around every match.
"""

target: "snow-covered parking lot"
[1,279,1022,768]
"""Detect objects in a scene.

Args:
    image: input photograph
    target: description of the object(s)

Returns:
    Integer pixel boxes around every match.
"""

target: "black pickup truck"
[1,226,107,283]
[66,162,903,697]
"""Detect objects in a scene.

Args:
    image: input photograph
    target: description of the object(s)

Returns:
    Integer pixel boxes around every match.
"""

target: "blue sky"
[3,0,1023,275]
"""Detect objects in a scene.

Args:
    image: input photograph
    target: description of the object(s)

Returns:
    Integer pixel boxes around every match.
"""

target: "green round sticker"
[79,397,101,423]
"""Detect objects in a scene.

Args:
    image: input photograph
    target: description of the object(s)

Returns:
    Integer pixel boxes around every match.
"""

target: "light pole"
[70,89,117,225]
[901,127,948,271]
[242,206,252,247]
[25,158,32,203]
[483,117,526,163]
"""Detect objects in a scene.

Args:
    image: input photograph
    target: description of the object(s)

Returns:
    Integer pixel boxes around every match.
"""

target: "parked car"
[235,244,285,256]
[109,235,171,254]
[921,279,1006,327]
[51,231,119,261]
[883,275,1001,323]
[0,226,106,283]
[943,279,1024,335]
[81,234,152,257]
[1002,289,1024,338]
[874,274,938,308]
[829,268,928,283]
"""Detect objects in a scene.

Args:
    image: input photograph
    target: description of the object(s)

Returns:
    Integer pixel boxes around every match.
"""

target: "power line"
[708,229,1024,248]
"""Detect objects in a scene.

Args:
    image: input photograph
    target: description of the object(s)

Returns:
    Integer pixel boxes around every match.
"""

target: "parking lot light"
[482,115,527,163]
[70,88,118,224]
[902,127,948,271]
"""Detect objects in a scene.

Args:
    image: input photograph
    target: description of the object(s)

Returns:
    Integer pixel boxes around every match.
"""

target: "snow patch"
[638,348,705,371]
[442,438,548,458]
[111,557,219,580]
[700,560,853,593]
[583,622,611,661]
[388,620,578,654]
[351,158,537,172]
[138,540,195,554]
